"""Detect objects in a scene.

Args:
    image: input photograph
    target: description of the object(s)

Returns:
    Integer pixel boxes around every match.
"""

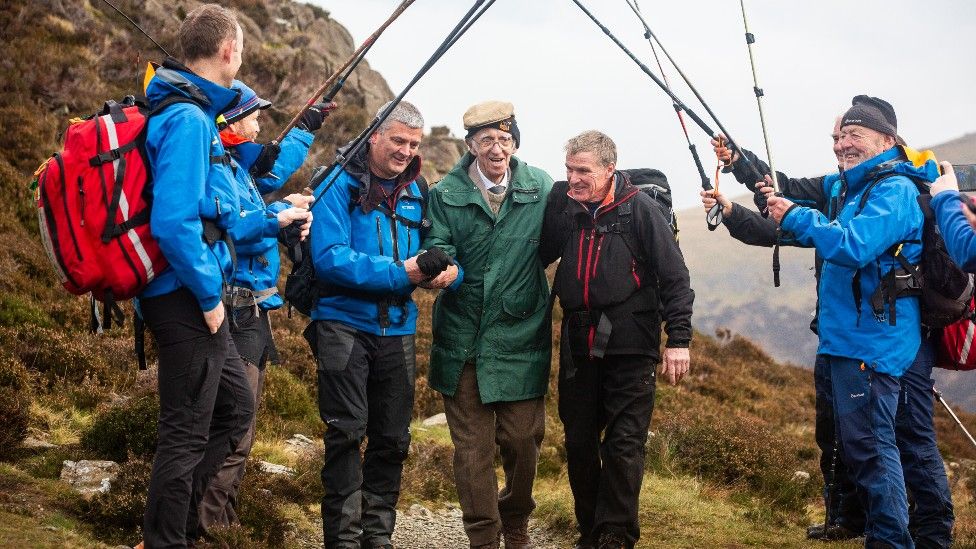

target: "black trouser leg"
[142,289,254,549]
[593,355,655,547]
[311,320,372,549]
[559,353,656,548]
[558,352,602,545]
[361,334,416,546]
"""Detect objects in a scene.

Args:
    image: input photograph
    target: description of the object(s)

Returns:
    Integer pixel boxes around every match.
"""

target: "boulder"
[60,459,119,497]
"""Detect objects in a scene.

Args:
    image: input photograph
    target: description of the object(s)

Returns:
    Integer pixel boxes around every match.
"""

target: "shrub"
[261,364,316,420]
[0,326,135,392]
[0,352,32,460]
[236,466,293,547]
[400,438,456,504]
[659,410,817,513]
[81,395,159,462]
[84,458,151,543]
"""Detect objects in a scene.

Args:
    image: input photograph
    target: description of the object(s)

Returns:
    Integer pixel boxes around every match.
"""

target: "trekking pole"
[934,387,976,450]
[307,0,495,210]
[823,434,839,528]
[735,0,784,287]
[100,0,171,57]
[604,0,765,185]
[274,0,417,144]
[737,0,779,195]
[625,0,720,232]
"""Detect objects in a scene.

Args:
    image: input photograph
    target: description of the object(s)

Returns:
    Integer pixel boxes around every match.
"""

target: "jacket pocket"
[502,291,547,320]
[314,320,357,372]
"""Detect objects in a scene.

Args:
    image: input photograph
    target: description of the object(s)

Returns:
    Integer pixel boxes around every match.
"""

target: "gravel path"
[393,504,565,549]
[298,503,567,548]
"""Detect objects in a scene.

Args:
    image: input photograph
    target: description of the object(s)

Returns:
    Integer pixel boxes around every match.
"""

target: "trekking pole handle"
[274,0,416,144]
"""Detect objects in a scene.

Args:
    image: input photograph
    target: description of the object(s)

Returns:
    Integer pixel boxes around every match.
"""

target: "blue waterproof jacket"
[309,145,425,335]
[933,190,976,273]
[142,63,242,311]
[226,129,314,309]
[781,147,930,376]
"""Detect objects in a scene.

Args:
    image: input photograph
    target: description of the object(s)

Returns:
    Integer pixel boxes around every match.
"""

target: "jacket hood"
[851,146,941,189]
[145,58,241,119]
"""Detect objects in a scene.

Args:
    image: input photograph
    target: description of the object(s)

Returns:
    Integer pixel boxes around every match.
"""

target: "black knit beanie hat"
[841,95,897,137]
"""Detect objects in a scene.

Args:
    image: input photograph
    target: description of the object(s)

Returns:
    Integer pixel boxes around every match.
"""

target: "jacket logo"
[850,392,865,399]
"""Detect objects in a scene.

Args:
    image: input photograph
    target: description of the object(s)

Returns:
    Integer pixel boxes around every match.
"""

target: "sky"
[314,0,976,210]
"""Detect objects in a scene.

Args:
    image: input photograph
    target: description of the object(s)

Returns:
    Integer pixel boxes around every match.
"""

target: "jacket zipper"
[78,179,85,227]
[215,195,222,216]
[376,216,384,256]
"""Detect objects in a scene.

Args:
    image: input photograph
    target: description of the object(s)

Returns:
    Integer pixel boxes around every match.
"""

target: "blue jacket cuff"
[447,263,465,291]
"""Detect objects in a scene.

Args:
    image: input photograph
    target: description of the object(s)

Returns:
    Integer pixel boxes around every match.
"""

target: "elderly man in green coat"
[422,101,553,549]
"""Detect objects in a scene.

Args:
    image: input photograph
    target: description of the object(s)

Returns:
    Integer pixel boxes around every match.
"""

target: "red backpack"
[33,95,194,330]
[936,292,976,371]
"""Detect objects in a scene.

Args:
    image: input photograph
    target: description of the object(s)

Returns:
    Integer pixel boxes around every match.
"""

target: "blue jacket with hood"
[225,130,314,310]
[780,147,934,377]
[310,144,426,336]
[141,62,242,311]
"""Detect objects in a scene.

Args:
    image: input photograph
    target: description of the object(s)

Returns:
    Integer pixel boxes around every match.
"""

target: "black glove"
[753,186,768,213]
[297,101,336,133]
[278,220,304,249]
[251,143,281,177]
[416,247,451,277]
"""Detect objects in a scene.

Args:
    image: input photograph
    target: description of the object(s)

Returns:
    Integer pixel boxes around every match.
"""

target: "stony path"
[393,504,564,548]
[298,503,567,548]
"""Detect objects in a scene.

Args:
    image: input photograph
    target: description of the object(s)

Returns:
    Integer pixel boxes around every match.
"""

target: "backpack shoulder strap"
[149,95,201,117]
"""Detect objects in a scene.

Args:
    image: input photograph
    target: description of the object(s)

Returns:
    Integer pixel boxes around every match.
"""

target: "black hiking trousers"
[305,320,416,549]
[141,288,254,549]
[558,353,656,549]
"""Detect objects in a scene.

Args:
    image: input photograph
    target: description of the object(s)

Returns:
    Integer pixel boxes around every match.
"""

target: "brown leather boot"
[502,520,533,549]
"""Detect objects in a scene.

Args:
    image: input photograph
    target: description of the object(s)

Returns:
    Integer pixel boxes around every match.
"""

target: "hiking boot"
[132,542,144,549]
[502,521,533,549]
[806,522,862,541]
[471,534,500,549]
[597,531,628,549]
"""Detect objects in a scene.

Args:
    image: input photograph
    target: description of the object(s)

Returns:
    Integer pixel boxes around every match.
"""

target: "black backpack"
[852,163,974,329]
[621,168,679,238]
[283,173,429,317]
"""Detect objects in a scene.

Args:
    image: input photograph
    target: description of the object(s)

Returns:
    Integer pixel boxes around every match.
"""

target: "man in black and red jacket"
[539,130,694,549]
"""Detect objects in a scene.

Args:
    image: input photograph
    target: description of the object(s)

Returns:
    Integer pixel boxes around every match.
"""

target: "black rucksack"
[853,164,974,329]
[621,168,679,238]
[283,173,430,317]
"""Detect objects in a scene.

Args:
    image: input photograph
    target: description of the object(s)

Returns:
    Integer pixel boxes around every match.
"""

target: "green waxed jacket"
[423,153,554,403]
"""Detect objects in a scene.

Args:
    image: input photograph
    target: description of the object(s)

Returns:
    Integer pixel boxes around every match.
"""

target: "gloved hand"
[298,101,337,133]
[251,143,281,177]
[416,247,451,277]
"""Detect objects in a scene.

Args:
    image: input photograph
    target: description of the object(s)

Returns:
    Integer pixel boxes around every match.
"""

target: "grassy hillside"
[2,1,976,547]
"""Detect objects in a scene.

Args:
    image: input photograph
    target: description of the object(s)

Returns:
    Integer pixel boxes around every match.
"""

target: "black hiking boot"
[573,537,596,549]
[806,522,862,541]
[597,531,628,549]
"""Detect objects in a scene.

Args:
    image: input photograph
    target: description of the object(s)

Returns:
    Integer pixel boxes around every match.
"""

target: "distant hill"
[679,132,976,408]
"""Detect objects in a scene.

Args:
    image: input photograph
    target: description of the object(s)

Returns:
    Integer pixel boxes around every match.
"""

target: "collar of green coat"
[438,152,542,207]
